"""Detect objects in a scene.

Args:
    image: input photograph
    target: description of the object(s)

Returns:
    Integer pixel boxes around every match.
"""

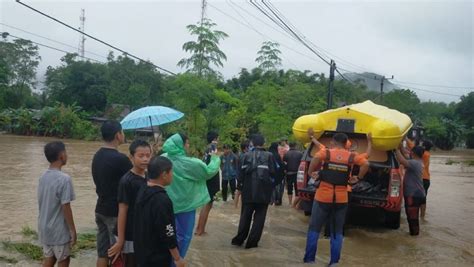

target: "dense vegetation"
[0,19,472,150]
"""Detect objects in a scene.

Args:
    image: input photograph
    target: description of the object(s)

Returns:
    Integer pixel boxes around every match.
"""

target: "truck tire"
[384,210,401,229]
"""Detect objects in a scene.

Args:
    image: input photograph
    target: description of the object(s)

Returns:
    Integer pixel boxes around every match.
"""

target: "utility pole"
[78,9,86,59]
[375,75,394,103]
[326,59,336,110]
[200,0,207,25]
[198,0,207,77]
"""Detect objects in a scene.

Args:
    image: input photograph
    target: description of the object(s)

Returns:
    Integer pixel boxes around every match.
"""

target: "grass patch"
[2,241,42,261]
[445,159,461,165]
[465,160,474,166]
[71,233,96,257]
[0,255,18,264]
[21,226,38,239]
[3,232,96,261]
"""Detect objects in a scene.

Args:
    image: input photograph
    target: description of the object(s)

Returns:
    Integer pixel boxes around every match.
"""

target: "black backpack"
[242,150,272,184]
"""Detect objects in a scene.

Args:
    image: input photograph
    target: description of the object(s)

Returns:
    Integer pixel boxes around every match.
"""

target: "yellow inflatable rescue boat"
[292,100,412,150]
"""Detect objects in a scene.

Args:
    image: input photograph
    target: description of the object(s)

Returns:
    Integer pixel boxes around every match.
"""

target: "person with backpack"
[303,133,370,265]
[231,134,276,249]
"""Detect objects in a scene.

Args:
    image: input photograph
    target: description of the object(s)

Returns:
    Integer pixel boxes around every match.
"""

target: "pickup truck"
[296,131,403,229]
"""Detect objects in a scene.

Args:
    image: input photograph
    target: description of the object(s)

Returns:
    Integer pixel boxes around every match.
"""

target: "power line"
[224,0,299,69]
[232,0,300,43]
[208,2,315,69]
[393,79,473,90]
[246,2,466,98]
[3,32,104,63]
[0,22,108,59]
[236,1,380,76]
[393,83,463,97]
[259,0,331,65]
[15,0,175,75]
[249,0,296,40]
[335,69,354,84]
[262,1,375,74]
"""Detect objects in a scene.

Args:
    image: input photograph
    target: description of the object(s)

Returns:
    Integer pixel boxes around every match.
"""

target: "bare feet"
[194,231,208,236]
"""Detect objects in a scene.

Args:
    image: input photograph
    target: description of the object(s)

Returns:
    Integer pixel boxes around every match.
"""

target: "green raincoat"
[162,133,221,214]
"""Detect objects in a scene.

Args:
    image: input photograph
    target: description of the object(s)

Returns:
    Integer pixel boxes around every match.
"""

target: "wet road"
[0,135,473,266]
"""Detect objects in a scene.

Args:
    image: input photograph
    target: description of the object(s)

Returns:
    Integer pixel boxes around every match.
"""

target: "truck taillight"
[390,169,401,197]
[297,162,306,183]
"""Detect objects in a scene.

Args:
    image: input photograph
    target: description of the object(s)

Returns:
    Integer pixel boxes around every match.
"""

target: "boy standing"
[108,140,152,266]
[38,141,76,267]
[92,120,132,267]
[220,144,238,201]
[134,156,185,267]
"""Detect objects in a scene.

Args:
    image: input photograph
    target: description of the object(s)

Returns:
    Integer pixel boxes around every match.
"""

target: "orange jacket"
[315,147,367,204]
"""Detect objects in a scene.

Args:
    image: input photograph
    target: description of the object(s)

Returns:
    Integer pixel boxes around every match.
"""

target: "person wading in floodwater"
[232,134,275,249]
[303,133,369,266]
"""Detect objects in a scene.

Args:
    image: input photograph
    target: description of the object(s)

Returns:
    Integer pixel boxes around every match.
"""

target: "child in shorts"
[38,141,76,267]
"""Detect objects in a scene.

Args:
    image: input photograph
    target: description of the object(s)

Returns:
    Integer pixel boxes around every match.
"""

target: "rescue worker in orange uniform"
[308,131,372,237]
[303,133,370,265]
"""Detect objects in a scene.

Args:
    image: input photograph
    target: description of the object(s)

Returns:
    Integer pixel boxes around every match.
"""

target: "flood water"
[0,135,473,266]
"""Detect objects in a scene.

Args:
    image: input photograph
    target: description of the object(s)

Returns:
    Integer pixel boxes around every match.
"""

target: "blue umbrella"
[120,106,184,130]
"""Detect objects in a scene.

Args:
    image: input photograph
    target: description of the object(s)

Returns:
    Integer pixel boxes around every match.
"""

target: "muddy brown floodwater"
[0,135,473,266]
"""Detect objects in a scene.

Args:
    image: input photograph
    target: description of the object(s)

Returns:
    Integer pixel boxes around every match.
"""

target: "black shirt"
[284,148,303,174]
[116,170,147,241]
[134,185,177,266]
[91,147,132,217]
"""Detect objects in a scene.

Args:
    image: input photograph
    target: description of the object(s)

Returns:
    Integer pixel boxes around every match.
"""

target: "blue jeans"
[304,201,348,264]
[174,210,196,258]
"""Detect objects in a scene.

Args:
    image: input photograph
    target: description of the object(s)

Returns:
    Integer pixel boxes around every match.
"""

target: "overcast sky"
[1,0,472,102]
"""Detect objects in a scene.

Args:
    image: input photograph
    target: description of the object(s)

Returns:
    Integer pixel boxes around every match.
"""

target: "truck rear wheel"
[384,210,401,229]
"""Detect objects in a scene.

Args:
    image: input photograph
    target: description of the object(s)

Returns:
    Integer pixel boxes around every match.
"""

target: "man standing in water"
[303,133,369,266]
[232,134,275,249]
[92,121,132,267]
[195,131,220,236]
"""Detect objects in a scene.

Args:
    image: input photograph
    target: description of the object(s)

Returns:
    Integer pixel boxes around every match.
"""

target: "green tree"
[456,92,474,128]
[256,41,282,71]
[0,36,40,87]
[106,54,164,110]
[45,54,108,112]
[177,18,229,78]
[0,36,41,109]
[381,89,420,117]
[456,92,474,148]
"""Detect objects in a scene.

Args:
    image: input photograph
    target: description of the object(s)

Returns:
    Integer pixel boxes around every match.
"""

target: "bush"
[0,104,100,140]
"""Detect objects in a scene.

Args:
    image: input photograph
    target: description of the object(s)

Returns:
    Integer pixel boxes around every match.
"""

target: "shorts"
[95,213,117,258]
[206,175,220,202]
[423,179,430,196]
[286,173,298,195]
[405,196,426,207]
[114,235,134,253]
[42,243,70,262]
